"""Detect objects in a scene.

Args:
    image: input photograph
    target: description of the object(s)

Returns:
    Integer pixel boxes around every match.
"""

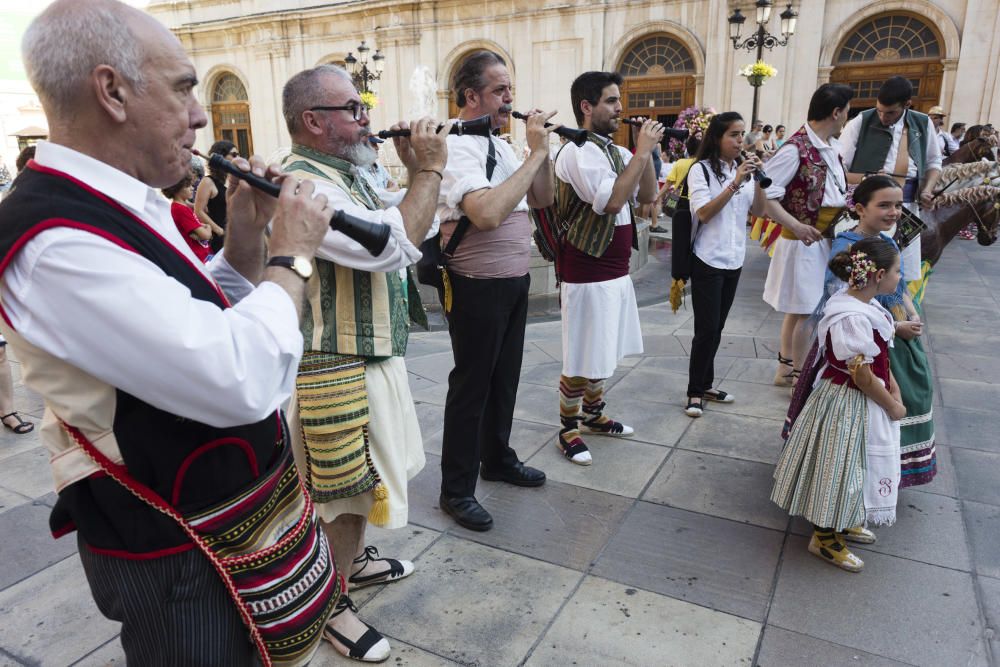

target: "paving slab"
[594,396,691,448]
[713,379,792,422]
[0,486,30,517]
[723,357,788,386]
[769,535,987,667]
[0,446,54,500]
[952,448,1000,506]
[915,443,958,498]
[470,480,633,571]
[405,453,503,533]
[513,382,561,426]
[964,500,1000,579]
[70,640,125,666]
[606,366,689,405]
[756,626,915,667]
[525,575,759,667]
[0,423,43,464]
[642,449,789,530]
[12,385,44,420]
[859,490,970,571]
[349,525,441,608]
[932,351,1000,384]
[977,575,1000,665]
[677,411,785,465]
[310,635,462,666]
[361,535,581,667]
[592,502,784,621]
[936,407,1000,454]
[0,556,119,666]
[937,377,1000,414]
[525,433,669,498]
[672,333,758,358]
[0,500,78,591]
[638,353,736,378]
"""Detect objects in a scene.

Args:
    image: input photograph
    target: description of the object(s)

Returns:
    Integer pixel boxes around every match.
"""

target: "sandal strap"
[331,594,359,618]
[558,434,589,458]
[349,557,405,585]
[352,544,380,566]
[581,400,606,416]
[686,400,703,410]
[777,354,793,367]
[581,417,625,434]
[324,623,385,659]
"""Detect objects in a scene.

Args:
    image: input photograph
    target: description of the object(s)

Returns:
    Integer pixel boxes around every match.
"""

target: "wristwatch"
[267,255,313,280]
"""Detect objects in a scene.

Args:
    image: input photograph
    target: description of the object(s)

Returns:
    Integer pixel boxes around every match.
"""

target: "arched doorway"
[211,73,253,157]
[614,34,696,148]
[830,13,944,117]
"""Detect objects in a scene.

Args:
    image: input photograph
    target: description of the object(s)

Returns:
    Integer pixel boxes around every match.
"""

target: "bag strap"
[688,162,711,248]
[58,419,286,667]
[442,136,496,261]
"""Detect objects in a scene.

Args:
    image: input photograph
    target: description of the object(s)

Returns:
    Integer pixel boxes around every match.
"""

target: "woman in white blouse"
[685,112,767,417]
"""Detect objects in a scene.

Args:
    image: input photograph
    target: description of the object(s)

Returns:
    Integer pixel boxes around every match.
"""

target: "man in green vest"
[839,76,942,288]
[553,71,662,465]
[281,64,450,662]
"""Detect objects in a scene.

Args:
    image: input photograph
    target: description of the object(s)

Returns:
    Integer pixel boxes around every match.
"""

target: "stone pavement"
[1,236,998,666]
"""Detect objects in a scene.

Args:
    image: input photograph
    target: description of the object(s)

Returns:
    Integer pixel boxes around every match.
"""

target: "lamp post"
[343,40,385,94]
[728,1,798,128]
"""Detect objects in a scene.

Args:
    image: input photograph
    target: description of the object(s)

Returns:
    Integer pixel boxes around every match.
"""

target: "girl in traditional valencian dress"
[771,236,906,572]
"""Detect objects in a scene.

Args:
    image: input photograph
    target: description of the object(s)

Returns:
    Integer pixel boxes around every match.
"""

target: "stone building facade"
[147,0,999,165]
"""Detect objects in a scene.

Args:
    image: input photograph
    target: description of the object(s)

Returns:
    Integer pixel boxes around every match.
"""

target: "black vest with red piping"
[0,163,284,557]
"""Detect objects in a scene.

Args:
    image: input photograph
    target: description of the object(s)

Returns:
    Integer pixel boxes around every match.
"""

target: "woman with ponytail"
[772,236,905,572]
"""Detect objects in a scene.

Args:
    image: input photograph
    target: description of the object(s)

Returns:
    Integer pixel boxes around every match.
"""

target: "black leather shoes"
[480,462,546,487]
[439,494,493,531]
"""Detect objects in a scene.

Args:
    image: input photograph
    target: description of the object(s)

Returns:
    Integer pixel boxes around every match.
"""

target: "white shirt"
[938,130,960,156]
[554,136,637,227]
[839,110,943,178]
[764,124,848,207]
[306,168,423,273]
[1,141,307,428]
[688,160,753,270]
[437,133,528,222]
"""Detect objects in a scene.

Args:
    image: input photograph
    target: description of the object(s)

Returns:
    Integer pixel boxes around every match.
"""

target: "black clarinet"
[197,151,390,257]
[737,151,773,188]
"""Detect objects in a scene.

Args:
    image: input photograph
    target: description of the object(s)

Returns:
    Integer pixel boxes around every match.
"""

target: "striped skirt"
[771,379,869,531]
[891,336,936,488]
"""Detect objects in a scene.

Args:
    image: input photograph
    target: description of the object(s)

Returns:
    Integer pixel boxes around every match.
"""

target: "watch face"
[292,256,314,279]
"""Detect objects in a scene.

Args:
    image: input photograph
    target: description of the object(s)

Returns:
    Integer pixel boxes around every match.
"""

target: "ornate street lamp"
[728,2,798,127]
[343,40,385,94]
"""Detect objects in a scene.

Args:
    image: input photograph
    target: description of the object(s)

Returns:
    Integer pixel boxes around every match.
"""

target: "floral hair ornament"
[848,250,878,289]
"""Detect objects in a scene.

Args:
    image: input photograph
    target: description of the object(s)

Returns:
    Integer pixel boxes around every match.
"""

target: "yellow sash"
[780,206,843,240]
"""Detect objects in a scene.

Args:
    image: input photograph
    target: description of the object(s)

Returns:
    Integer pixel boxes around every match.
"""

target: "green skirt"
[891,335,936,487]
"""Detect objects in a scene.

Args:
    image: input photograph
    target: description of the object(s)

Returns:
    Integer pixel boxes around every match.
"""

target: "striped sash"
[295,352,389,524]
[61,420,338,667]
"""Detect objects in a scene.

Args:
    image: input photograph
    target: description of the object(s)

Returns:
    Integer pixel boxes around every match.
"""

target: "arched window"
[836,14,940,63]
[615,34,696,148]
[211,73,253,157]
[618,35,695,77]
[831,13,944,116]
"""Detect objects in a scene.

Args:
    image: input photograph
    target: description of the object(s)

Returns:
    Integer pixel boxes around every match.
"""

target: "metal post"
[751,23,765,126]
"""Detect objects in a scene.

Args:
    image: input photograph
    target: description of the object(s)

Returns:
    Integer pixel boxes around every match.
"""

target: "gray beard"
[341,141,377,168]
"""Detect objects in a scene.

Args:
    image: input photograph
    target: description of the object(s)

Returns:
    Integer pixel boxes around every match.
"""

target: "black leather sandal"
[1,412,33,434]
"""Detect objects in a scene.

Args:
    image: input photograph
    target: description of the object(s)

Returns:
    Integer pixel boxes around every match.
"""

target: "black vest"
[0,165,284,555]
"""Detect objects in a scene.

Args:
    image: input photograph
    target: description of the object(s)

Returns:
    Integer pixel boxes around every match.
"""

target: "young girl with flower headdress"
[771,235,905,572]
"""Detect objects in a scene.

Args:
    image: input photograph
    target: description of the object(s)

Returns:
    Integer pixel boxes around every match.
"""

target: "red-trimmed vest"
[0,164,285,556]
[780,126,833,226]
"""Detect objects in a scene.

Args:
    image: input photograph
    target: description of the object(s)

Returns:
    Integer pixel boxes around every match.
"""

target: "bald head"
[22,0,168,120]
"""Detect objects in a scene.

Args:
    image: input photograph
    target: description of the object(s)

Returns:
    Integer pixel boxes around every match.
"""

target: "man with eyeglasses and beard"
[551,71,662,465]
[280,64,450,662]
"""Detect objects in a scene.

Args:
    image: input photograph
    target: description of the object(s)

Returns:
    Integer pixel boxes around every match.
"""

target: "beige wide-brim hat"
[928,106,947,117]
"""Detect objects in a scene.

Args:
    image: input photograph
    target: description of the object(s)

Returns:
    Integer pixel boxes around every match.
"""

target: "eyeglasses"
[309,101,366,122]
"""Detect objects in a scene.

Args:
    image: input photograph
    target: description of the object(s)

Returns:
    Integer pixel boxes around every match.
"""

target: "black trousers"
[687,256,742,398]
[440,273,529,498]
[78,534,259,666]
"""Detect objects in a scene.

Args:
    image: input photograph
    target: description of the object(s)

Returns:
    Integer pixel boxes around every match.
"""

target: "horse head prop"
[944,136,998,166]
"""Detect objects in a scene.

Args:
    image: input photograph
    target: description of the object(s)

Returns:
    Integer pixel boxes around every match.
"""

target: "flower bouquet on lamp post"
[360,91,379,111]
[739,60,777,88]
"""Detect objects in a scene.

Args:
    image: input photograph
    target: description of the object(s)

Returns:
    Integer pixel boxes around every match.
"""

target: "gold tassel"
[368,482,390,526]
[669,278,686,313]
[441,269,453,313]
